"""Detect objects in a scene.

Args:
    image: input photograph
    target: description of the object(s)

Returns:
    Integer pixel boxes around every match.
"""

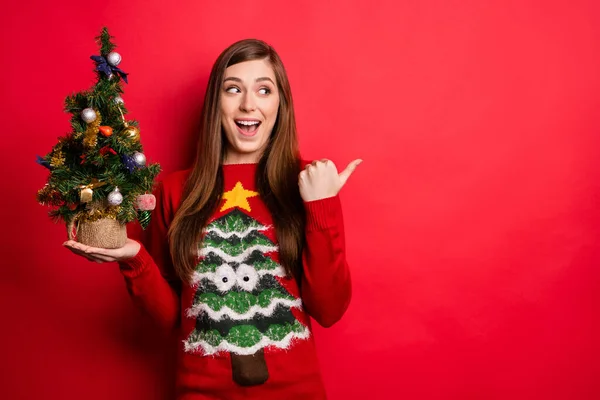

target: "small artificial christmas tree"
[36,27,160,248]
[184,207,310,386]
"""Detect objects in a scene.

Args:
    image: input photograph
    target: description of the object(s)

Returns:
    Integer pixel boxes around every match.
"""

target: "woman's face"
[220,58,280,164]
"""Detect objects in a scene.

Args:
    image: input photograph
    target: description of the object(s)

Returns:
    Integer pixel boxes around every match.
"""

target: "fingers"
[309,159,331,166]
[298,169,307,182]
[85,248,120,262]
[64,240,90,252]
[301,158,358,179]
[64,242,102,263]
[302,161,316,177]
[63,240,93,259]
[338,159,363,186]
[87,253,118,263]
[63,242,90,258]
[83,245,120,258]
[63,240,117,263]
[306,159,333,171]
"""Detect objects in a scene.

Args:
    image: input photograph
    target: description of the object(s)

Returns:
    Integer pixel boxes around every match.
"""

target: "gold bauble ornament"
[123,125,140,141]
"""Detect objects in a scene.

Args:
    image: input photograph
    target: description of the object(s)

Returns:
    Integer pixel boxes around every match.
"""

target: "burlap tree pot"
[68,217,127,249]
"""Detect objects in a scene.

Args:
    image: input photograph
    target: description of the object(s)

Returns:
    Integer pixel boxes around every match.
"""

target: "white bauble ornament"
[81,108,97,123]
[106,52,122,67]
[132,151,146,167]
[114,96,124,105]
[107,187,123,206]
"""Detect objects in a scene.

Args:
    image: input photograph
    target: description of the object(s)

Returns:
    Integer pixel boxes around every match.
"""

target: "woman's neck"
[223,154,259,165]
[223,148,264,165]
[222,160,259,165]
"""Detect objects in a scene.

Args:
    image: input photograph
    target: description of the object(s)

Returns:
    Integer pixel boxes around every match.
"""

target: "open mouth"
[235,120,261,135]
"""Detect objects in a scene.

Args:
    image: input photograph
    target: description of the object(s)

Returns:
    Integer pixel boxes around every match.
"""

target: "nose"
[240,92,257,112]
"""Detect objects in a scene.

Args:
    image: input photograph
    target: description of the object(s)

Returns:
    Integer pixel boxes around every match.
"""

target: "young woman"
[64,38,361,399]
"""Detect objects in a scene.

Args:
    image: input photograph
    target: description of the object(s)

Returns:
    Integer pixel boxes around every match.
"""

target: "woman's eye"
[258,87,271,95]
[225,86,240,94]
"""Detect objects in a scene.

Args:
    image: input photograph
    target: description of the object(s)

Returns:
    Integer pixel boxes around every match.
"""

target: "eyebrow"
[223,77,275,84]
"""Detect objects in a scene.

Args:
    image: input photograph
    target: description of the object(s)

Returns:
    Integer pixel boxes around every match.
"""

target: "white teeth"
[236,120,260,126]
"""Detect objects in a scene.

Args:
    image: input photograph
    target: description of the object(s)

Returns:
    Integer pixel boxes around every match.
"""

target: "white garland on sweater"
[205,224,269,239]
[186,297,302,320]
[184,324,311,356]
[198,244,278,262]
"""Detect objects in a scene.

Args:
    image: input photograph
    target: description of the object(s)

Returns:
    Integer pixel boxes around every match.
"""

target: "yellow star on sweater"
[220,182,259,212]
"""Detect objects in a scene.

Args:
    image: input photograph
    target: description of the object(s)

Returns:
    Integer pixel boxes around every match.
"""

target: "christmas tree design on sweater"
[184,182,310,386]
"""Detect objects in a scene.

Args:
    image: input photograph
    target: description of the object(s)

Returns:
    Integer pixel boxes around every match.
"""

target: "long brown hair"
[168,39,305,283]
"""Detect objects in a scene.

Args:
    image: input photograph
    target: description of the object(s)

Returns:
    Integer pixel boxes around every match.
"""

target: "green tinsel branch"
[97,27,116,56]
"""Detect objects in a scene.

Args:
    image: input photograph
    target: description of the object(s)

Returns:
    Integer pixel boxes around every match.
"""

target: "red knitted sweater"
[119,162,351,399]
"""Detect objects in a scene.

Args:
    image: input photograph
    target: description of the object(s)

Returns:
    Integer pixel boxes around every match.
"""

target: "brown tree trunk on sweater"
[230,350,269,386]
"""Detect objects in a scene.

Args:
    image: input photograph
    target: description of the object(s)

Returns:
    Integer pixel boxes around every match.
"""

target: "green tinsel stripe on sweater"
[253,256,280,271]
[196,289,295,314]
[203,233,273,257]
[195,260,221,274]
[190,320,305,349]
[209,209,263,234]
[196,254,283,274]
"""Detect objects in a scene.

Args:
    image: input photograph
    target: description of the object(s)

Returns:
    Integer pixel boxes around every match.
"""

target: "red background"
[2,0,600,399]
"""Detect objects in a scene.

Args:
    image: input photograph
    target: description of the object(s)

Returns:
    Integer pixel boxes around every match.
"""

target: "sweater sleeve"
[301,194,352,327]
[118,180,181,333]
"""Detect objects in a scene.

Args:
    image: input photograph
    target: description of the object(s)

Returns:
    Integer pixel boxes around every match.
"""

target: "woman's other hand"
[63,238,141,263]
[299,159,362,202]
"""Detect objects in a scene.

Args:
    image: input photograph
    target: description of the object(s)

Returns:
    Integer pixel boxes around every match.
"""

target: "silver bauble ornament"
[107,187,123,206]
[106,52,122,67]
[114,96,124,105]
[132,152,146,167]
[81,108,97,123]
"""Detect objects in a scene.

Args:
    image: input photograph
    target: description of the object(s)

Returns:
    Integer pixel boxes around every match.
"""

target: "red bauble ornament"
[99,146,117,156]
